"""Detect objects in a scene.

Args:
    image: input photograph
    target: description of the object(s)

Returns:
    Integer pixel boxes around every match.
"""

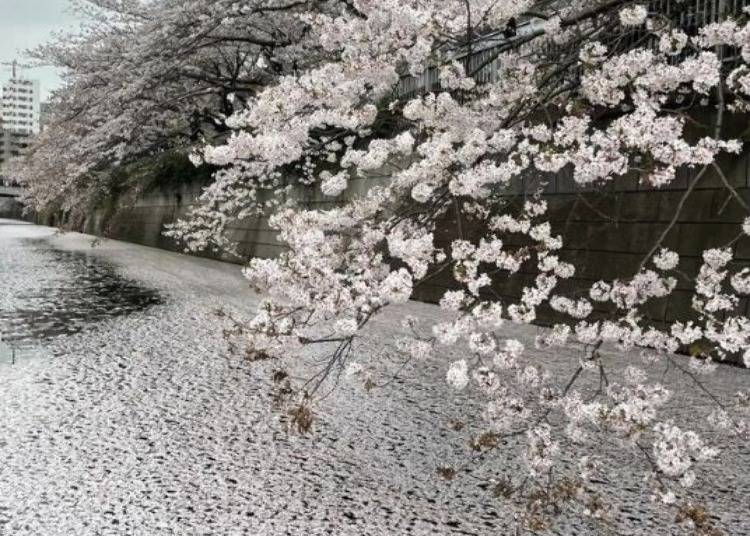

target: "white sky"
[0,0,83,100]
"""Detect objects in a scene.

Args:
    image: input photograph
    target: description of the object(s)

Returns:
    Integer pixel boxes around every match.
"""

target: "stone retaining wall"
[79,174,388,263]
[0,197,26,220]
[77,153,750,330]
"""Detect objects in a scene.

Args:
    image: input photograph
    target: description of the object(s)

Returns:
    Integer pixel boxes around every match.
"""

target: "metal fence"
[397,0,750,99]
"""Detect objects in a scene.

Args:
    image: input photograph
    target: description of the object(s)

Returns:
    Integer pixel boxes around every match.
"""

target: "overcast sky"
[0,0,83,100]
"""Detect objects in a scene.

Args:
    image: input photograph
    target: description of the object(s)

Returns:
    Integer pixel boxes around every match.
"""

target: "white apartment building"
[1,77,40,135]
[0,75,40,180]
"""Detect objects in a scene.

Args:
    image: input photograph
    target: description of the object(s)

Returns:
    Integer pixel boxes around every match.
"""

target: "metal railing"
[397,0,750,99]
[0,186,24,198]
[397,18,543,100]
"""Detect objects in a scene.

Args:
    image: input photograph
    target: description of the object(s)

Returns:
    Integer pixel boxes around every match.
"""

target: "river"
[0,219,748,535]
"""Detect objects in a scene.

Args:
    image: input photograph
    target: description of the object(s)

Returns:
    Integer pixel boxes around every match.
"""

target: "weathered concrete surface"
[0,196,24,220]
[420,181,750,329]
[73,149,750,329]
[79,174,387,263]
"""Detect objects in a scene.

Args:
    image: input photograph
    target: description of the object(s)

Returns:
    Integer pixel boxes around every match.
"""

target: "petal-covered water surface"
[0,221,748,536]
[0,221,161,356]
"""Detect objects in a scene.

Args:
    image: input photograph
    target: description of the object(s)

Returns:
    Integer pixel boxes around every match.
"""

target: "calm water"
[0,224,161,359]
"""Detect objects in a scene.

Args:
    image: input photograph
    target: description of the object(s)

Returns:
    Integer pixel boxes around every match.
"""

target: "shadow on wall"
[81,178,288,265]
[0,197,29,221]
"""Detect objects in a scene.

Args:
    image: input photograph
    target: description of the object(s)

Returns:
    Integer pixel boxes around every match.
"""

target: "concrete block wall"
[83,150,750,331]
[82,181,279,263]
[0,197,25,220]
[82,171,391,264]
[415,154,750,329]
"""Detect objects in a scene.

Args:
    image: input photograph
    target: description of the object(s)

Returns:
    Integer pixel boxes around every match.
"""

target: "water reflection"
[0,238,161,353]
[0,339,20,364]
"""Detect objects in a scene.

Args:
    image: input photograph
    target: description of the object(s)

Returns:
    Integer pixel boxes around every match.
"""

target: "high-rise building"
[1,77,40,135]
[0,130,31,175]
[0,63,40,180]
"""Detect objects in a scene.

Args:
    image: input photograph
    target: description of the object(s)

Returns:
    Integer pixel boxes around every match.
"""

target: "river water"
[0,220,160,361]
[1,219,748,536]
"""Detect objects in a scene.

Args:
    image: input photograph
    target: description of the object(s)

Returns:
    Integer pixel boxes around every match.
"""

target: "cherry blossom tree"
[18,0,750,532]
[13,0,330,220]
[167,0,750,530]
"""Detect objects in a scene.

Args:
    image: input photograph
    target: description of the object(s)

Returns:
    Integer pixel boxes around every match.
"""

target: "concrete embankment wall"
[70,141,750,337]
[419,161,750,330]
[0,197,26,220]
[417,111,750,330]
[75,161,750,333]
[78,174,387,264]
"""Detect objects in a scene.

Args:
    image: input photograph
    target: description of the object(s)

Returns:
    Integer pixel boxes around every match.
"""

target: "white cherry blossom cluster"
[619,5,648,27]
